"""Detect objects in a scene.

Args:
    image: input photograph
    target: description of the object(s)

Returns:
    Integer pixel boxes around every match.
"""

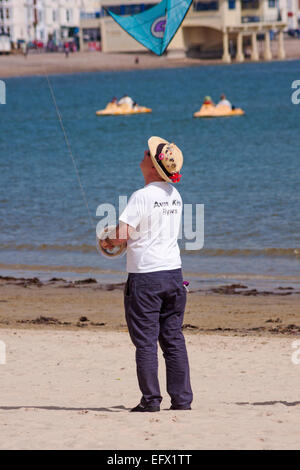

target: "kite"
[107,0,193,56]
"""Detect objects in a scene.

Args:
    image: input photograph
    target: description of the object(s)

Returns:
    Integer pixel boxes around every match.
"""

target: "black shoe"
[170,405,192,410]
[130,403,160,412]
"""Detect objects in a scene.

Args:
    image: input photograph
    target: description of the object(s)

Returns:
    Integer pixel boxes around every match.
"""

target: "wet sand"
[0,276,299,336]
[0,38,300,78]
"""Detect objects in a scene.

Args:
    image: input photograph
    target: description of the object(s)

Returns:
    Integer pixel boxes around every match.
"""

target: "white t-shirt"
[217,99,232,108]
[118,96,134,107]
[119,182,182,273]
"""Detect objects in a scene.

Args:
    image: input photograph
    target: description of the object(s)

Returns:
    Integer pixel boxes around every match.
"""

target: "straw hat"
[148,136,183,183]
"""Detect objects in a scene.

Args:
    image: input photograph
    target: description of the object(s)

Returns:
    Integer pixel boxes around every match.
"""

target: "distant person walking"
[64,42,69,58]
[21,42,28,58]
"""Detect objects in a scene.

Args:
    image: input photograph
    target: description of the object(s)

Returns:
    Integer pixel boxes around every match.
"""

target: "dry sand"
[0,38,300,78]
[0,277,299,449]
[0,50,209,78]
[1,328,300,450]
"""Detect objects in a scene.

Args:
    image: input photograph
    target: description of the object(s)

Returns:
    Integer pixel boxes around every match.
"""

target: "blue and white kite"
[107,0,193,56]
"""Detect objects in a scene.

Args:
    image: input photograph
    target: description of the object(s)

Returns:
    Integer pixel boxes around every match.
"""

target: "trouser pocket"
[124,276,133,298]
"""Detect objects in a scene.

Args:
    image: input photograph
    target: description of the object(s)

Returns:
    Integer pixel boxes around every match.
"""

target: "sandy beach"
[1,42,300,450]
[0,50,213,78]
[0,37,300,78]
[1,327,300,450]
[0,276,299,449]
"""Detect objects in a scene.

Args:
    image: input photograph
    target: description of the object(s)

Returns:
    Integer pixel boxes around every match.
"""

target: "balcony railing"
[80,11,102,20]
[242,15,260,22]
[242,13,282,23]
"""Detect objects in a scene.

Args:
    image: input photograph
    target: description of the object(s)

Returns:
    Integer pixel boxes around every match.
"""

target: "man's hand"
[99,223,130,253]
[100,237,115,251]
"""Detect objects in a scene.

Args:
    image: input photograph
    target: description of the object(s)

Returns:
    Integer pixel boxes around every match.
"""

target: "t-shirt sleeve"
[119,191,144,229]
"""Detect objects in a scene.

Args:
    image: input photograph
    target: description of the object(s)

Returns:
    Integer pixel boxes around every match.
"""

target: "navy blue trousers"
[124,268,193,409]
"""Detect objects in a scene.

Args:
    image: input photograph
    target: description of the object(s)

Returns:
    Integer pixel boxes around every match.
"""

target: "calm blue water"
[0,60,300,279]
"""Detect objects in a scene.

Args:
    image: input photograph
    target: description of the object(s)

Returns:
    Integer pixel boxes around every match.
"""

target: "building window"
[66,9,73,22]
[82,27,101,42]
[241,0,259,9]
[268,0,276,6]
[105,4,165,16]
[228,0,236,8]
[193,1,219,11]
[53,10,56,22]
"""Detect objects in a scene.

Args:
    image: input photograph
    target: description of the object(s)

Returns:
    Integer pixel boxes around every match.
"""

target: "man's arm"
[101,189,142,250]
[100,222,131,250]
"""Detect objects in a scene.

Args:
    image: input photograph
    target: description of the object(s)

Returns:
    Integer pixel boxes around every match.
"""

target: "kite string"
[45,73,95,232]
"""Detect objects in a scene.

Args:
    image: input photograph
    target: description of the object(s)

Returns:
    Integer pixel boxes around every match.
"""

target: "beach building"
[278,0,300,29]
[23,0,82,44]
[0,0,27,42]
[0,0,95,46]
[0,0,289,57]
[79,0,287,61]
[79,0,103,50]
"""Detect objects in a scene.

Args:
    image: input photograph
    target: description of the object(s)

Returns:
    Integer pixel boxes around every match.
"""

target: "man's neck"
[144,176,165,186]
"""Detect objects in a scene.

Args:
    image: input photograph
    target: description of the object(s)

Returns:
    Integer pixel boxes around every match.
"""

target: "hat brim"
[148,136,172,183]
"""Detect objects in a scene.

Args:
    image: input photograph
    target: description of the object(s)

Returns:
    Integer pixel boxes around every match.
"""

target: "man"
[101,136,193,412]
[203,96,214,106]
[216,93,232,109]
[118,94,134,108]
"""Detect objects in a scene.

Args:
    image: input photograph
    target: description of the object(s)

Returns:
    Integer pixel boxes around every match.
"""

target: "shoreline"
[1,263,300,290]
[0,275,299,337]
[1,42,300,78]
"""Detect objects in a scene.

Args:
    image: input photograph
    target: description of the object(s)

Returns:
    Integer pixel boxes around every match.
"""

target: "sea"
[0,59,300,290]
